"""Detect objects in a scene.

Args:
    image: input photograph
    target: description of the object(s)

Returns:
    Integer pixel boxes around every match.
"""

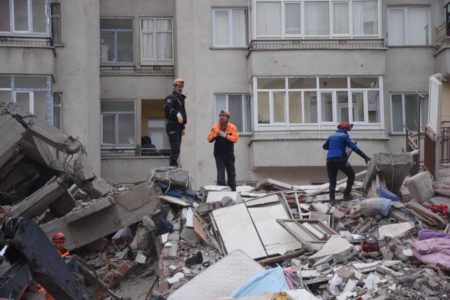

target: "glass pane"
[156,19,172,30]
[214,10,229,46]
[118,114,135,145]
[353,0,378,35]
[156,32,172,59]
[391,95,403,132]
[305,1,329,35]
[141,19,154,31]
[351,77,379,88]
[405,94,420,131]
[101,101,134,112]
[0,0,11,31]
[0,76,11,88]
[15,76,47,88]
[229,95,243,131]
[215,95,227,118]
[34,91,48,121]
[368,91,380,123]
[102,115,115,144]
[53,106,61,129]
[304,92,317,123]
[232,9,247,46]
[100,18,132,30]
[388,9,404,45]
[352,92,365,122]
[244,95,252,132]
[258,92,270,123]
[258,78,285,89]
[337,92,349,122]
[408,7,429,45]
[141,33,153,59]
[285,3,301,34]
[321,93,333,122]
[100,31,115,63]
[32,0,46,33]
[289,78,316,89]
[333,3,349,34]
[14,0,28,31]
[256,2,281,36]
[420,95,429,129]
[273,92,285,123]
[319,77,347,89]
[289,92,302,123]
[0,90,12,102]
[53,93,61,105]
[117,31,133,62]
[15,92,30,112]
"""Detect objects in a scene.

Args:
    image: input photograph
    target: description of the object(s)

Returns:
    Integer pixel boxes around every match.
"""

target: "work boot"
[343,193,353,201]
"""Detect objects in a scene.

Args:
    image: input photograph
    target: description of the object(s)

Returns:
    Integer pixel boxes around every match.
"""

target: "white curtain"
[216,95,227,117]
[156,19,172,60]
[388,9,404,45]
[32,0,46,33]
[408,7,429,45]
[305,2,329,35]
[391,95,403,132]
[141,19,154,60]
[304,92,317,123]
[353,0,378,35]
[214,11,230,46]
[256,2,281,36]
[232,9,247,46]
[333,2,349,34]
[285,3,301,35]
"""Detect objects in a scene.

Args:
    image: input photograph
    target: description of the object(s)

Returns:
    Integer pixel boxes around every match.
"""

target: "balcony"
[248,38,386,53]
[434,20,450,73]
[100,65,175,77]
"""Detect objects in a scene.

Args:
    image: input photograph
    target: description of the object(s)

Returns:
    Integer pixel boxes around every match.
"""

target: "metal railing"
[435,22,450,45]
[248,38,386,51]
[405,128,424,175]
[101,148,170,158]
[0,35,52,47]
[440,121,450,164]
[100,65,175,76]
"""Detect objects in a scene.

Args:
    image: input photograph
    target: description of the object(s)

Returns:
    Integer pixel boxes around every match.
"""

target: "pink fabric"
[411,238,450,270]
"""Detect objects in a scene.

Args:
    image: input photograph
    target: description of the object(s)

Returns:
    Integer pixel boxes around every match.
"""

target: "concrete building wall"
[54,0,101,173]
[0,47,54,75]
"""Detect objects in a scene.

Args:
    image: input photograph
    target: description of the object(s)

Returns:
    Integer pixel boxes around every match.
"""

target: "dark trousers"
[166,124,182,167]
[326,158,355,202]
[215,153,236,191]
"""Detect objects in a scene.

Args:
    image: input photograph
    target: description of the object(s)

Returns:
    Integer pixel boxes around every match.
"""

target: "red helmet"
[52,232,65,243]
[338,122,353,131]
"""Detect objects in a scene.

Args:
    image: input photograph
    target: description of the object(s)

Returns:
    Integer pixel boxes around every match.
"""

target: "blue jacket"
[323,128,359,160]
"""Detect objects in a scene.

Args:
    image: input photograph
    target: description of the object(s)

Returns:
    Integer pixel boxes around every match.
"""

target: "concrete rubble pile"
[2,101,450,299]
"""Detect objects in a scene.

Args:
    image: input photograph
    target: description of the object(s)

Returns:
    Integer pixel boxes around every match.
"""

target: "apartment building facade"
[1,0,449,188]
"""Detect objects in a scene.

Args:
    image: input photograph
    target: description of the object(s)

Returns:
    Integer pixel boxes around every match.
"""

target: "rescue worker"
[323,122,370,203]
[164,78,187,167]
[207,110,239,191]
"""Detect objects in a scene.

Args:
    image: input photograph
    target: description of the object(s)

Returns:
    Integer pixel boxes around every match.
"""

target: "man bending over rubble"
[208,110,239,191]
[323,122,370,203]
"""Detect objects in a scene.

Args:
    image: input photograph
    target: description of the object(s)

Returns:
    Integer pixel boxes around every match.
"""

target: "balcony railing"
[0,35,52,48]
[100,65,175,76]
[248,39,386,51]
[101,148,170,158]
[435,22,450,45]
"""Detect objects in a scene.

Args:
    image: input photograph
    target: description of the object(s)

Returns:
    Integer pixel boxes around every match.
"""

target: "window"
[388,6,430,46]
[212,8,248,47]
[216,94,252,132]
[100,18,134,64]
[254,0,379,38]
[101,100,135,147]
[53,92,62,129]
[140,18,173,65]
[391,93,429,133]
[0,75,53,123]
[0,0,49,35]
[255,76,382,127]
[50,2,61,45]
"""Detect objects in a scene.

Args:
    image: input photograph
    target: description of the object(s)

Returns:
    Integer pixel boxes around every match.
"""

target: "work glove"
[181,130,186,136]
[218,131,227,138]
[364,156,371,164]
[177,112,184,124]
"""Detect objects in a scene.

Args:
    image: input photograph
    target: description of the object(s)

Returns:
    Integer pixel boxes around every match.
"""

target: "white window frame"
[253,76,384,131]
[100,17,134,65]
[387,6,431,46]
[252,0,380,39]
[101,100,136,148]
[390,93,429,134]
[0,0,51,36]
[140,17,174,65]
[212,8,249,48]
[215,94,253,133]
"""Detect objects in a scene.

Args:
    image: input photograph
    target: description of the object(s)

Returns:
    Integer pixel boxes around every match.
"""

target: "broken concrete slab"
[404,172,434,203]
[378,222,415,239]
[309,236,353,260]
[0,113,26,169]
[206,191,241,204]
